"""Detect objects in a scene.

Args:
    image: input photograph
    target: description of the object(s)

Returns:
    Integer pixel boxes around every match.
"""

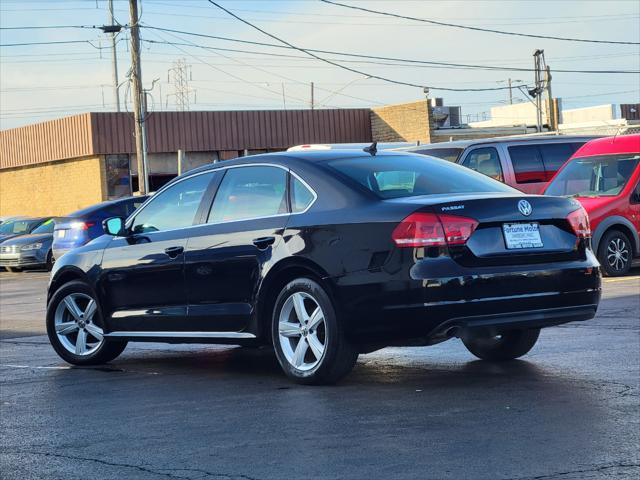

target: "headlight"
[20,243,42,251]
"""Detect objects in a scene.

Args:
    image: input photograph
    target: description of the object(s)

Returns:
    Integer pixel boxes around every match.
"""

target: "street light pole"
[128,0,148,195]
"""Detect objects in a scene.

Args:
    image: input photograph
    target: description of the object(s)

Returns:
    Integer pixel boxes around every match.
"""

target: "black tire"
[462,328,540,361]
[597,229,633,277]
[46,280,127,365]
[271,277,358,385]
[6,267,21,273]
[45,250,54,272]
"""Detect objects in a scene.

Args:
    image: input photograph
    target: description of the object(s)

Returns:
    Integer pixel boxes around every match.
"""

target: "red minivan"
[544,134,640,276]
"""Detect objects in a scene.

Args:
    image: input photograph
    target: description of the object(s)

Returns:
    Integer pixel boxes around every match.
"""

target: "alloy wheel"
[278,291,327,371]
[607,237,630,272]
[54,293,104,356]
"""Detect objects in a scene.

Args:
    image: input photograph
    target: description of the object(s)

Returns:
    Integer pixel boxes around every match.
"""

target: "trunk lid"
[387,193,585,266]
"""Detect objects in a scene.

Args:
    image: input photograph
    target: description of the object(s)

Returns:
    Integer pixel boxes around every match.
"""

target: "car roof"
[68,195,148,217]
[396,134,599,152]
[572,134,640,158]
[162,150,415,189]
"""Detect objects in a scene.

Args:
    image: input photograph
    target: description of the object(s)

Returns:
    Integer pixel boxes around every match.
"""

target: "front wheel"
[462,328,540,361]
[272,278,358,385]
[46,280,127,365]
[598,229,632,277]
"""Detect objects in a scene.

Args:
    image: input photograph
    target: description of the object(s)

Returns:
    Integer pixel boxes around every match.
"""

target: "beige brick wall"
[0,155,106,217]
[370,100,431,143]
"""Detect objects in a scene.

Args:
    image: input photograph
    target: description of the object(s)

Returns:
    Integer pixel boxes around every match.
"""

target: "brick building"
[0,101,431,217]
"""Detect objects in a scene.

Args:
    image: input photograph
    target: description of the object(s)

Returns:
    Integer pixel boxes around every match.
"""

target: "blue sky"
[1,0,639,129]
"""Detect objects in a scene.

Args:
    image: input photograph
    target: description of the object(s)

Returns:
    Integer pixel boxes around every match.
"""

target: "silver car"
[0,219,55,272]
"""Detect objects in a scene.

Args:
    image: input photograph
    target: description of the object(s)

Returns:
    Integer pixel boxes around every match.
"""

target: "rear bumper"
[333,251,601,343]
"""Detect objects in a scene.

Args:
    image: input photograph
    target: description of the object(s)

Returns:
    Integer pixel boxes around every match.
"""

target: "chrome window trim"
[104,331,256,339]
[122,162,318,236]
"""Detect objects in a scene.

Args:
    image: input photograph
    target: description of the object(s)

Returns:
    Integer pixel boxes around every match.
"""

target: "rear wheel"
[598,229,632,277]
[462,328,540,361]
[46,280,127,365]
[272,278,358,385]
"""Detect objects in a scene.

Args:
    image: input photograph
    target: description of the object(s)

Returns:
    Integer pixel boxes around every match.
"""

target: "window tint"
[462,147,503,182]
[326,155,515,199]
[291,176,315,213]
[545,154,640,197]
[31,219,55,234]
[508,145,545,184]
[414,147,463,162]
[123,198,146,217]
[208,166,288,223]
[131,172,214,233]
[0,219,38,235]
[539,143,575,178]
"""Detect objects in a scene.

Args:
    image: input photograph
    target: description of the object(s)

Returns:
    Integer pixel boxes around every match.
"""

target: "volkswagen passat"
[46,149,601,384]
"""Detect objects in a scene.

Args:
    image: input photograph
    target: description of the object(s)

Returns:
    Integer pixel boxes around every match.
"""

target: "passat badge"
[518,200,532,216]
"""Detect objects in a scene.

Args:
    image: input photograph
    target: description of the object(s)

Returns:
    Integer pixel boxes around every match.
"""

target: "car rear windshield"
[326,154,515,199]
[545,153,640,197]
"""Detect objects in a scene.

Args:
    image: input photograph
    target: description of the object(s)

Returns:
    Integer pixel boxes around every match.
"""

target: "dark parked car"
[398,135,597,194]
[46,150,601,384]
[0,217,50,244]
[52,196,148,260]
[0,218,56,272]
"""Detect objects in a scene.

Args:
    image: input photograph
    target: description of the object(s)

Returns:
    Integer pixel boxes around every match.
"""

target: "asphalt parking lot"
[0,270,638,480]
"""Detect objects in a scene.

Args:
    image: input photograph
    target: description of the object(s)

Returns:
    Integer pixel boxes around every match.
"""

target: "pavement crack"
[3,450,189,479]
[2,450,263,480]
[515,462,640,479]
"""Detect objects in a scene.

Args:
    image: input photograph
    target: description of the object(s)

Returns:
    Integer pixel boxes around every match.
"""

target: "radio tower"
[168,59,195,111]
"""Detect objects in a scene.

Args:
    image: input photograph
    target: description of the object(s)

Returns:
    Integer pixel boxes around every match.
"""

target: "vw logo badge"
[518,199,532,216]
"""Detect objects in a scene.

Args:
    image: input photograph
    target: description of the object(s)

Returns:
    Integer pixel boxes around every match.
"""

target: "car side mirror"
[103,217,126,236]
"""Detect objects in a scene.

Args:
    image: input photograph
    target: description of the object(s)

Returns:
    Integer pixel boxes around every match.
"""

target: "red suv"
[545,134,640,276]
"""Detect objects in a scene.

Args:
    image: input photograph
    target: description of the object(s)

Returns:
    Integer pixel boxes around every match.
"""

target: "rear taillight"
[70,221,95,231]
[567,207,591,238]
[392,212,478,248]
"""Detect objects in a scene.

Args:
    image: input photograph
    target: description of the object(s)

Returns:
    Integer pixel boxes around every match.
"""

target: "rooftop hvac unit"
[432,106,462,128]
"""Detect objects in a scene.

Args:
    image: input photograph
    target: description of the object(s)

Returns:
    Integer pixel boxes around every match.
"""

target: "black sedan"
[46,149,601,384]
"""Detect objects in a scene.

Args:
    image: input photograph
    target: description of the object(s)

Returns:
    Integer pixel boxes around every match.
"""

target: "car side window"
[632,180,640,204]
[208,166,288,223]
[291,176,315,213]
[538,143,575,180]
[131,172,214,234]
[508,145,545,184]
[462,147,504,182]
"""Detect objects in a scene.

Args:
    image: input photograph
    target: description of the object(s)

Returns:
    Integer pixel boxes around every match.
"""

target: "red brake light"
[567,207,591,238]
[439,214,479,246]
[70,221,95,231]
[392,212,478,248]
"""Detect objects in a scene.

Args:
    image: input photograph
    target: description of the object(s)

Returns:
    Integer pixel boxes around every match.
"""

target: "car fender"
[592,215,639,255]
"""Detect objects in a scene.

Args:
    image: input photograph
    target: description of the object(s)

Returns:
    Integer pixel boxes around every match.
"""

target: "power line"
[320,0,640,46]
[0,40,105,48]
[0,25,102,30]
[141,26,640,75]
[206,1,534,93]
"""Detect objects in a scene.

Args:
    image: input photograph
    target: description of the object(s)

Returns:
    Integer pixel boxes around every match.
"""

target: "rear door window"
[461,147,504,182]
[208,166,288,223]
[508,145,546,184]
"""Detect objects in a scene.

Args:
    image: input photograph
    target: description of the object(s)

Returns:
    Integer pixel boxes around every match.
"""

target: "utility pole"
[532,50,544,133]
[310,82,315,110]
[107,0,120,112]
[128,0,148,195]
[545,65,557,131]
[508,78,513,105]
